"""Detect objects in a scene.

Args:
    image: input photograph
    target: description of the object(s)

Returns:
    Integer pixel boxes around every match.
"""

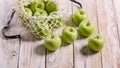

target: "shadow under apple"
[60,36,71,46]
[80,45,98,56]
[77,28,89,40]
[34,44,46,56]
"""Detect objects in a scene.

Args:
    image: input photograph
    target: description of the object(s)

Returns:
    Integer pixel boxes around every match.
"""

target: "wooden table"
[0,0,120,68]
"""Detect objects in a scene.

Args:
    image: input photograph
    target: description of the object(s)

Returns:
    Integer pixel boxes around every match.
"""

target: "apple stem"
[51,35,55,39]
[87,23,90,26]
[70,29,73,32]
[97,36,99,39]
[95,36,99,39]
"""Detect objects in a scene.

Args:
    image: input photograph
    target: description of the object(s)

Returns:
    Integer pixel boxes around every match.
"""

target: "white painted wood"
[113,0,120,67]
[18,40,45,68]
[96,0,120,68]
[0,0,20,68]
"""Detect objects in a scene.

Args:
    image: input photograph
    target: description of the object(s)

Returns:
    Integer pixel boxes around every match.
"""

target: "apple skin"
[62,26,78,43]
[24,3,31,8]
[49,11,57,16]
[30,2,37,13]
[45,1,58,14]
[36,0,45,9]
[34,8,48,16]
[24,8,33,16]
[72,9,87,25]
[44,34,61,51]
[88,34,104,52]
[30,0,45,13]
[78,19,94,37]
[32,21,49,37]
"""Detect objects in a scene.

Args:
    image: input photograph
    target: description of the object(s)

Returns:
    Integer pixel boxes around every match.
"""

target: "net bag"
[16,0,69,39]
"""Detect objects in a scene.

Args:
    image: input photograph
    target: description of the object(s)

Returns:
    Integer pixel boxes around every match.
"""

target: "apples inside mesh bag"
[16,0,70,39]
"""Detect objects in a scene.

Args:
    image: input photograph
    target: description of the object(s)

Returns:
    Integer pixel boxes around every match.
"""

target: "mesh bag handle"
[2,9,21,39]
[70,0,82,8]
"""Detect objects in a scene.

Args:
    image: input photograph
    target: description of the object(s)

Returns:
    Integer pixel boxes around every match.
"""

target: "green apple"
[88,34,104,52]
[36,0,45,9]
[32,20,50,38]
[72,9,87,25]
[24,3,31,8]
[62,26,78,43]
[49,11,57,16]
[45,1,58,14]
[34,8,48,16]
[24,8,33,16]
[78,19,94,37]
[30,2,37,13]
[30,0,45,13]
[44,34,61,51]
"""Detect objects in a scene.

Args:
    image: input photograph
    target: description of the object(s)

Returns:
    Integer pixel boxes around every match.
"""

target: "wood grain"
[113,0,120,38]
[0,0,20,68]
[18,39,45,68]
[96,0,120,68]
[113,0,120,67]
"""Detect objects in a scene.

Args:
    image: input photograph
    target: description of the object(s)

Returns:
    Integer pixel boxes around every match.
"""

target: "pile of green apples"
[44,9,104,52]
[24,0,58,17]
[22,0,65,39]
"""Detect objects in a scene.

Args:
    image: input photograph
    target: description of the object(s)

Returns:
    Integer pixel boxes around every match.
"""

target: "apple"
[62,26,78,43]
[24,8,33,16]
[30,0,45,13]
[45,1,58,14]
[24,3,31,8]
[78,19,94,37]
[34,8,48,16]
[44,34,61,51]
[30,2,37,13]
[88,34,104,52]
[72,9,87,25]
[49,11,57,16]
[36,0,45,9]
[31,18,50,38]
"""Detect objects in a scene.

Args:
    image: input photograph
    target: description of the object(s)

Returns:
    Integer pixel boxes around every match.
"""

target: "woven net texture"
[16,0,70,39]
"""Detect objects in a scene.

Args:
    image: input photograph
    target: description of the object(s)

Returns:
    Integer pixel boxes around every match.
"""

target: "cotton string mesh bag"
[16,0,70,39]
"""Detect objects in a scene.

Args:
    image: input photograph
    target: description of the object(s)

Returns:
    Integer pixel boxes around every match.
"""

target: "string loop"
[70,0,82,8]
[2,10,21,39]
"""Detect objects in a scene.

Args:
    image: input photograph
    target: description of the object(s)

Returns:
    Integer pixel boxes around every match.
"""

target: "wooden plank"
[0,0,20,68]
[46,0,74,68]
[18,9,46,68]
[96,0,120,68]
[113,0,120,67]
[18,39,45,68]
[18,0,46,67]
[113,0,120,37]
[73,0,102,68]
